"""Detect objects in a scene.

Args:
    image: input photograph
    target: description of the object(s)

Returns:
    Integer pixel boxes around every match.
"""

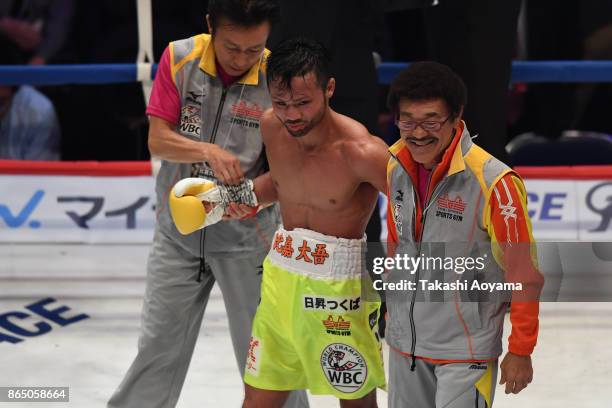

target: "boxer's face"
[397,98,461,169]
[269,72,335,138]
[207,16,270,77]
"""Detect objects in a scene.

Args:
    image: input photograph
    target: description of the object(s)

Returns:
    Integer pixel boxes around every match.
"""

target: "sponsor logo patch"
[320,343,367,393]
[435,193,466,222]
[323,315,351,336]
[230,101,263,129]
[393,190,404,235]
[179,105,201,136]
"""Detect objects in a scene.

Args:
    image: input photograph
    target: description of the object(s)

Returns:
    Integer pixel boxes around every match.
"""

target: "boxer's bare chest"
[268,141,360,212]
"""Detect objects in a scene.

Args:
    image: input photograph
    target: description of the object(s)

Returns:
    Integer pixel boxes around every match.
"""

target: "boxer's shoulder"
[332,111,369,138]
[341,136,387,168]
[259,108,281,145]
[333,115,387,160]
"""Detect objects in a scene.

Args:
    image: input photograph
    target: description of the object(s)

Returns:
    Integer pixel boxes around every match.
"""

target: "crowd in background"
[1,0,611,164]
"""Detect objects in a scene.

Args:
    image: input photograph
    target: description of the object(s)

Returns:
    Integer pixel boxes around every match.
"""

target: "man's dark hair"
[0,32,25,65]
[208,0,280,33]
[387,61,467,119]
[266,37,332,91]
[0,33,24,93]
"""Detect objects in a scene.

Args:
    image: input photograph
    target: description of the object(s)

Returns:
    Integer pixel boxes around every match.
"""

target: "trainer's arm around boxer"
[148,115,244,185]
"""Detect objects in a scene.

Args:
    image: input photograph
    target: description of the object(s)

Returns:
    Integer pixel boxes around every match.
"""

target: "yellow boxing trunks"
[244,226,386,399]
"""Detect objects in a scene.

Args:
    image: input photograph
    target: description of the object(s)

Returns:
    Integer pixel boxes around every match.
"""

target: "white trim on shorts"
[267,226,366,281]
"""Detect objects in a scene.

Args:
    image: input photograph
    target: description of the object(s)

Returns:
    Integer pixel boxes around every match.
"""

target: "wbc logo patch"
[320,343,367,393]
[179,105,201,137]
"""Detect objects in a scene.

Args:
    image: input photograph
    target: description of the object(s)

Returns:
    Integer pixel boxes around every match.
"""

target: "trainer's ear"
[453,106,464,125]
[206,14,213,35]
[326,77,336,99]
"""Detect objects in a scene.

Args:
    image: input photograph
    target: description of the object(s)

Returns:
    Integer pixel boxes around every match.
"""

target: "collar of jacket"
[198,34,270,86]
[389,120,470,188]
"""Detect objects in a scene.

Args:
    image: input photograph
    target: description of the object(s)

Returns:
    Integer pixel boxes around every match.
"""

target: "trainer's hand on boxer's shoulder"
[499,352,533,395]
[203,143,243,185]
[223,202,258,221]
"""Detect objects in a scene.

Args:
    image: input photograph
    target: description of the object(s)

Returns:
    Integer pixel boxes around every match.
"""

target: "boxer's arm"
[252,172,278,206]
[349,135,390,193]
[224,172,277,220]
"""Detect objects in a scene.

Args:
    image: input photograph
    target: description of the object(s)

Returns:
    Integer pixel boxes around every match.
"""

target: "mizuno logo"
[469,364,487,370]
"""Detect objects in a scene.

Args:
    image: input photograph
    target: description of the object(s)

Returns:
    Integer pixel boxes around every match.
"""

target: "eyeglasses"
[395,115,451,132]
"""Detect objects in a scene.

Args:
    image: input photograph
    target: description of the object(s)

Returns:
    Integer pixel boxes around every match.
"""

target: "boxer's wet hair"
[387,61,467,120]
[266,37,332,91]
[208,0,280,33]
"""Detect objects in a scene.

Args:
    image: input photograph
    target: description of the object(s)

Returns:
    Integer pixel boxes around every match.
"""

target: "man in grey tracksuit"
[384,62,543,407]
[108,1,308,407]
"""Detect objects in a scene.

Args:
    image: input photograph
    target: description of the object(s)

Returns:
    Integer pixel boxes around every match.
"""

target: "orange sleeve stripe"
[489,173,542,356]
[489,174,532,245]
[387,198,398,244]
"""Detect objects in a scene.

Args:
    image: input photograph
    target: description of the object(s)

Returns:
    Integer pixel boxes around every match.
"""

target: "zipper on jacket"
[390,154,427,371]
[391,155,446,371]
[198,86,226,280]
[409,171,451,370]
[409,189,427,371]
[198,229,207,282]
[408,186,420,371]
[410,163,437,370]
[196,82,231,282]
[209,87,228,145]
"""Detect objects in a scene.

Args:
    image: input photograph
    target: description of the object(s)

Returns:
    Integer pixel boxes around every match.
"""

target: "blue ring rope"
[0,61,611,86]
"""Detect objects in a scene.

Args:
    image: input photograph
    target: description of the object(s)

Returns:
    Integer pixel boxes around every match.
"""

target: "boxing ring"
[1,62,612,407]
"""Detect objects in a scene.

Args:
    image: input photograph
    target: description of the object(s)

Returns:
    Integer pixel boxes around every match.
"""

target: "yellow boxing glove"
[169,178,224,234]
[169,177,259,235]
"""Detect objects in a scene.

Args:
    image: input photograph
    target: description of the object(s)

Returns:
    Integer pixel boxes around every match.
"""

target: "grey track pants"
[108,230,309,408]
[389,350,498,408]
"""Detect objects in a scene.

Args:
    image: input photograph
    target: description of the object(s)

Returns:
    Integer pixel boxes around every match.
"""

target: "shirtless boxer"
[235,37,389,408]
